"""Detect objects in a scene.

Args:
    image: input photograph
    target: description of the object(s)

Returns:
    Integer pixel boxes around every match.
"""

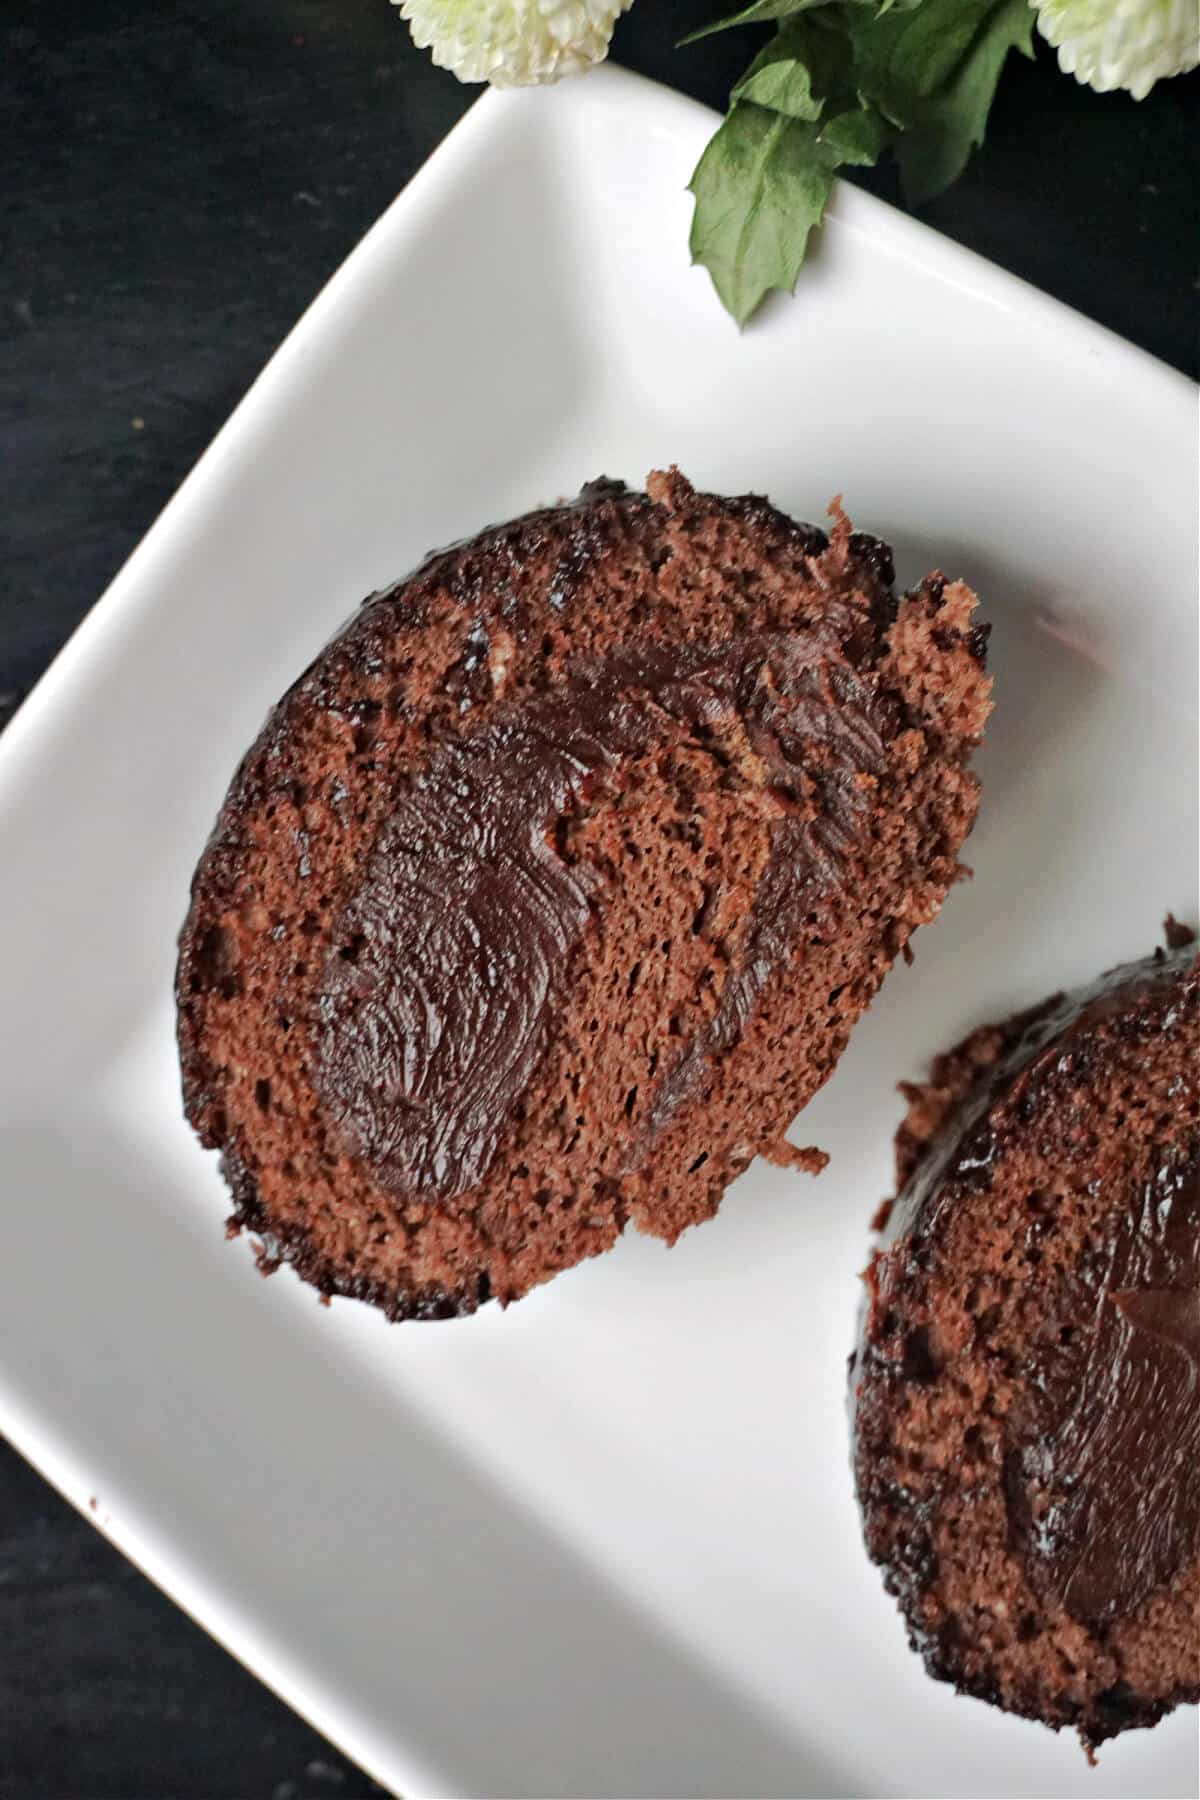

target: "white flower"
[1032,0,1199,99]
[397,0,633,86]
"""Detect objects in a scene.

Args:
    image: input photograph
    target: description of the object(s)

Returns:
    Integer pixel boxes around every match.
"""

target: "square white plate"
[1,65,1196,1800]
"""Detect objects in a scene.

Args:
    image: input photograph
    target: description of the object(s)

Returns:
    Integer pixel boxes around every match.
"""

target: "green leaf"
[888,0,1004,98]
[836,7,918,126]
[731,15,850,119]
[689,0,1029,326]
[896,0,1034,204]
[688,103,837,327]
[680,0,856,49]
[842,0,1030,134]
[816,103,890,164]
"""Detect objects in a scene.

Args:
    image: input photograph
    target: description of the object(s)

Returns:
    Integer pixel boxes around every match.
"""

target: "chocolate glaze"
[875,944,1200,1261]
[1006,1145,1200,1626]
[414,477,632,581]
[314,613,894,1202]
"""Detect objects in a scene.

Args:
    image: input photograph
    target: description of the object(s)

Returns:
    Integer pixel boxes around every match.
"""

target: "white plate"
[1,65,1196,1800]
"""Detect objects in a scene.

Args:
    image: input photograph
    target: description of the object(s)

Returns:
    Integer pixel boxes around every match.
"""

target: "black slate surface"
[1,2,1196,1794]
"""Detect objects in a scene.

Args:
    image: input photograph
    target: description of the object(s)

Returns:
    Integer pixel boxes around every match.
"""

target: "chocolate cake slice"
[177,469,990,1319]
[853,933,1199,1751]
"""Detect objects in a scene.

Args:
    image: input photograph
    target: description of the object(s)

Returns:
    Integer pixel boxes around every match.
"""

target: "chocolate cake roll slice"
[853,934,1200,1750]
[178,469,990,1320]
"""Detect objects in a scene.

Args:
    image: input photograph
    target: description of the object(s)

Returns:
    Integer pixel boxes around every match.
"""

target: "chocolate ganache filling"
[314,620,895,1201]
[1006,1144,1200,1627]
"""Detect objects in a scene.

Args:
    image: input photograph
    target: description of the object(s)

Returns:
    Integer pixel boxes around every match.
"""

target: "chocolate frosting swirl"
[1006,1144,1200,1626]
[314,624,892,1202]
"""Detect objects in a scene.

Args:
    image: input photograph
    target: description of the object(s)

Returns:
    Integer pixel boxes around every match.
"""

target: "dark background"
[1,2,1196,1794]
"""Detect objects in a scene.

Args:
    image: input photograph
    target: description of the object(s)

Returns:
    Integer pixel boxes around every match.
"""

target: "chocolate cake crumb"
[178,470,990,1319]
[1164,912,1195,950]
[853,939,1200,1750]
[766,1141,831,1175]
